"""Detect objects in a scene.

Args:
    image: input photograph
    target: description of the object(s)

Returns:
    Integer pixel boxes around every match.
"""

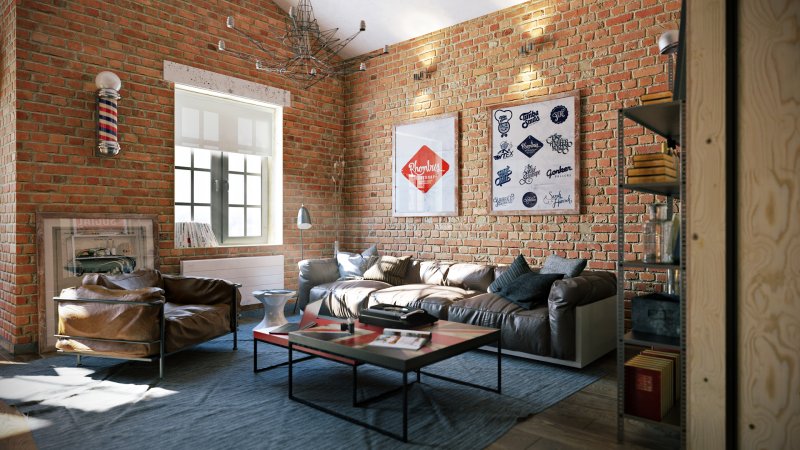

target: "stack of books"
[627,151,677,184]
[640,91,673,105]
[624,349,679,421]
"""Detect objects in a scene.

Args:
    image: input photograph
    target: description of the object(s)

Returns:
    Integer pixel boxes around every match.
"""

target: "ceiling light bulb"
[359,20,366,32]
[310,67,317,76]
[218,40,226,51]
[95,71,121,91]
[226,16,235,29]
[359,62,367,71]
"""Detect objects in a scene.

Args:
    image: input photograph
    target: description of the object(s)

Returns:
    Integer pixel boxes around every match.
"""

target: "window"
[174,86,282,246]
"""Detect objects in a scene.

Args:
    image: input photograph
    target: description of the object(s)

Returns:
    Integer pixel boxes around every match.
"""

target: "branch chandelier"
[218,0,389,87]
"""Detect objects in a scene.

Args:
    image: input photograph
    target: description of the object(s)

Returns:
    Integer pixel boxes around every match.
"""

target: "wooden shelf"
[624,403,681,429]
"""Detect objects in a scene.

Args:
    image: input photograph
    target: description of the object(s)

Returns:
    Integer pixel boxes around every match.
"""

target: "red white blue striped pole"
[95,71,122,156]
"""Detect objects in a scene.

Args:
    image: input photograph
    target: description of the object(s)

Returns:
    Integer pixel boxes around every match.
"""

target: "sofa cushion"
[419,261,451,285]
[337,244,378,278]
[368,284,480,319]
[539,254,587,278]
[488,254,531,293]
[496,272,563,309]
[445,263,495,291]
[83,269,164,290]
[164,303,230,353]
[310,279,392,318]
[362,255,412,286]
[447,293,550,356]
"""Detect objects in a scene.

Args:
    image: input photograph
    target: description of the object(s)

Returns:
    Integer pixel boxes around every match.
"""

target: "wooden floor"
[487,352,681,450]
[1,345,679,450]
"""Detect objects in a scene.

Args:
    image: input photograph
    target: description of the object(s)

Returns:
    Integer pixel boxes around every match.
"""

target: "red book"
[624,355,673,421]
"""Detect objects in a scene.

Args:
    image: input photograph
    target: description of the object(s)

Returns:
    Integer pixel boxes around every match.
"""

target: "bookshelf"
[616,100,686,445]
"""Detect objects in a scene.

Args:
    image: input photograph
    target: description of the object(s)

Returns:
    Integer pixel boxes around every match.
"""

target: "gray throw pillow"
[362,255,412,286]
[337,244,378,278]
[539,254,587,278]
[488,254,531,293]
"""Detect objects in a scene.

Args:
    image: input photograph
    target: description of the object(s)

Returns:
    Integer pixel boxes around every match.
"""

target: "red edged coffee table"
[287,318,501,442]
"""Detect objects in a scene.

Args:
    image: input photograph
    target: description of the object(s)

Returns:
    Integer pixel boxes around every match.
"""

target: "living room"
[1,0,797,449]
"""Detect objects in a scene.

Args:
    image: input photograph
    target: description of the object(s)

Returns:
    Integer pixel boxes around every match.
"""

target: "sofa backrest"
[445,263,495,291]
[162,275,240,306]
[83,269,165,290]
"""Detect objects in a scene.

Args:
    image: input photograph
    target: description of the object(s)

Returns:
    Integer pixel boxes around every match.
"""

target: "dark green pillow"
[488,254,531,293]
[496,272,564,309]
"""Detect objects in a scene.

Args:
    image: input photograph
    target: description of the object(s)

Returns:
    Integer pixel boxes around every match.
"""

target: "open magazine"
[368,328,431,350]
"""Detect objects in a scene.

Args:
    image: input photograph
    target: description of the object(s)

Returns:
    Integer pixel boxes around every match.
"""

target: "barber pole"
[94,71,122,156]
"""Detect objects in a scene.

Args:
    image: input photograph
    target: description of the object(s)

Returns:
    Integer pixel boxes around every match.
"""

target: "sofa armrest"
[298,258,339,311]
[548,271,616,360]
[54,286,165,344]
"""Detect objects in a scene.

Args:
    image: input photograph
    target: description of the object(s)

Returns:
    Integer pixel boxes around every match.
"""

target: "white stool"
[252,289,296,331]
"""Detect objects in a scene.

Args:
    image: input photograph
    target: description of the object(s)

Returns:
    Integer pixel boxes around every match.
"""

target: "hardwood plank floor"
[1,341,680,449]
[487,352,681,450]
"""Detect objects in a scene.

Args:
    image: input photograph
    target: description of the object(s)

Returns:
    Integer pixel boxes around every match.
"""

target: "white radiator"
[181,255,285,306]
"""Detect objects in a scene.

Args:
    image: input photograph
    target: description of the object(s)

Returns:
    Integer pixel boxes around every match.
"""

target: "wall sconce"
[519,42,535,56]
[413,70,432,81]
[95,71,122,157]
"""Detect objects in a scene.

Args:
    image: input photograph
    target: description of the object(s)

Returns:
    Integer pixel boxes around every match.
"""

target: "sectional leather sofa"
[298,258,616,368]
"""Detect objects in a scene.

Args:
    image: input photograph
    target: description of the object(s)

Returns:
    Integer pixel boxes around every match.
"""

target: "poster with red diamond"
[393,113,459,216]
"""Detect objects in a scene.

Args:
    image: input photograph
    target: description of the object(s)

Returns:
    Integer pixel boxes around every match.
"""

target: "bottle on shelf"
[643,203,668,263]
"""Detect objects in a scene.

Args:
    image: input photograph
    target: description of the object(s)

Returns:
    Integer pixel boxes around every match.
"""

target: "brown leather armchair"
[54,269,241,378]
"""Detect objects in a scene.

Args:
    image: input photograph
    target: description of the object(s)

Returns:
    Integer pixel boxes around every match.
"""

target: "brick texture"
[3,0,681,351]
[2,0,345,352]
[342,0,680,328]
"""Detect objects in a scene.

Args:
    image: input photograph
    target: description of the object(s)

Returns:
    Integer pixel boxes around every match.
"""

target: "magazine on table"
[368,328,431,350]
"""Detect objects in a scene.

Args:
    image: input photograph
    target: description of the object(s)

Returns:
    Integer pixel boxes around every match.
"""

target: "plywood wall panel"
[738,0,800,448]
[686,0,728,447]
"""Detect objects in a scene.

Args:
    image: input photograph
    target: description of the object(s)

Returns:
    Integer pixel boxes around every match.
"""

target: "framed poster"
[36,213,158,352]
[489,91,580,215]
[393,112,459,216]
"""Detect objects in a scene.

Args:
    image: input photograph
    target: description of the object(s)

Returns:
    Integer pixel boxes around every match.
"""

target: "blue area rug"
[0,322,604,449]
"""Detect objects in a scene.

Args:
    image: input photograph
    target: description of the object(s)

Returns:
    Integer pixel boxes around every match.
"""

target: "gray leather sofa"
[298,258,616,368]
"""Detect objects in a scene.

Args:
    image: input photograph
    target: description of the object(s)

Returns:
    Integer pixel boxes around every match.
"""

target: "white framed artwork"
[392,113,459,217]
[489,91,580,215]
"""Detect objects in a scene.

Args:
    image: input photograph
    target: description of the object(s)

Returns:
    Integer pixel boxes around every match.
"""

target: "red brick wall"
[2,0,345,352]
[1,0,20,353]
[342,0,680,275]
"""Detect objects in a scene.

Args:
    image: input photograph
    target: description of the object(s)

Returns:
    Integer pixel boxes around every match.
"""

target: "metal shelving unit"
[616,100,686,447]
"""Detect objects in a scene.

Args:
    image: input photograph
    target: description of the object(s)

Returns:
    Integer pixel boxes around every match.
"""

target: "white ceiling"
[270,0,531,58]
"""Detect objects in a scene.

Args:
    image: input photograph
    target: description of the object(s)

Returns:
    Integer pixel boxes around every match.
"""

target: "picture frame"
[488,91,581,215]
[36,213,158,352]
[392,112,459,217]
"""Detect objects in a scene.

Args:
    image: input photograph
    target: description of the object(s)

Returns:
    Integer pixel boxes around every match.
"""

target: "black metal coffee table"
[287,320,501,442]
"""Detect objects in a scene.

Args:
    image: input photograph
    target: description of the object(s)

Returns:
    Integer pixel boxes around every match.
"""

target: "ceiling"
[270,0,531,58]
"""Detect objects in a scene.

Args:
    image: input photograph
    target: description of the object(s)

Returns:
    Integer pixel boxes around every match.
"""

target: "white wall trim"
[163,61,291,107]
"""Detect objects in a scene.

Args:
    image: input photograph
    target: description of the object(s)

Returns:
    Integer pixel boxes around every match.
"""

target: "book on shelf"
[624,354,674,421]
[631,158,677,169]
[627,166,677,177]
[626,174,677,184]
[631,152,676,164]
[642,349,681,402]
[640,91,673,105]
[368,328,431,350]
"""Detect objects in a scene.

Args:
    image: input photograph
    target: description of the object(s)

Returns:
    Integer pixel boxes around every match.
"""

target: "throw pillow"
[496,272,564,309]
[488,254,531,293]
[337,244,379,278]
[539,254,587,278]
[362,255,412,286]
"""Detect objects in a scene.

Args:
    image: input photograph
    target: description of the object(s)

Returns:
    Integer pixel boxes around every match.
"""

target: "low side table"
[252,289,296,331]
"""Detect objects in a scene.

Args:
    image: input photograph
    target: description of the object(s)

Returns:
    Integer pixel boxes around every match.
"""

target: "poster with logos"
[489,92,580,215]
[393,113,459,216]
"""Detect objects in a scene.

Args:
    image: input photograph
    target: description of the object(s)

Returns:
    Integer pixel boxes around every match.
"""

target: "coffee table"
[287,320,501,442]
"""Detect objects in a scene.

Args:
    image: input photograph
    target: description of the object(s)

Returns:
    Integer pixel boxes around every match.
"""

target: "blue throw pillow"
[337,244,378,278]
[488,254,531,293]
[496,272,564,309]
[539,254,587,278]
